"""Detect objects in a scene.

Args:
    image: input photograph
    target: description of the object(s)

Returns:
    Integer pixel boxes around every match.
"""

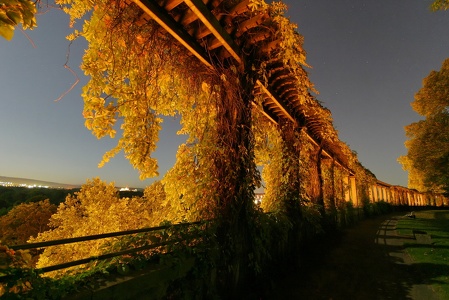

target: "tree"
[30,178,156,274]
[0,199,56,245]
[0,0,37,40]
[399,58,449,193]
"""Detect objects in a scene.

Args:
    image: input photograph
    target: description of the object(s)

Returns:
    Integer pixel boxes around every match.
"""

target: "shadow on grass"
[433,211,449,220]
[260,214,444,300]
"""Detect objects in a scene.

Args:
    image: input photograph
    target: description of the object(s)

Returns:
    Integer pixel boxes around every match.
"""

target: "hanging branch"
[54,40,79,102]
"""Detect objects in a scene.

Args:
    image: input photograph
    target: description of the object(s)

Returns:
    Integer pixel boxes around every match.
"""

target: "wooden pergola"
[130,0,353,173]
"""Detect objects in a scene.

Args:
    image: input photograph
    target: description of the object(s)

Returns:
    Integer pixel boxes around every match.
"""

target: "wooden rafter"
[164,0,184,11]
[256,80,296,124]
[133,0,213,68]
[235,14,267,38]
[183,0,242,64]
[228,0,250,15]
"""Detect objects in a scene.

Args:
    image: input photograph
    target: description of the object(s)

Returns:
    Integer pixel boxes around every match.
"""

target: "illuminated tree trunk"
[279,121,302,211]
[212,67,258,294]
[316,147,325,216]
[279,121,303,264]
[328,158,337,218]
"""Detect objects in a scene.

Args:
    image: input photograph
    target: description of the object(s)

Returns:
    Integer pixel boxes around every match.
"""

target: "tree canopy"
[399,58,449,194]
[29,178,164,274]
[0,199,56,245]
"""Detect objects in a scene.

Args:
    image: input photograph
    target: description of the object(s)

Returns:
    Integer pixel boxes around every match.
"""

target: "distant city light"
[1,181,140,191]
[119,187,138,192]
[0,181,59,189]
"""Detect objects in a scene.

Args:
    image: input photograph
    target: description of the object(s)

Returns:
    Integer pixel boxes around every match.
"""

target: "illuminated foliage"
[30,178,155,274]
[0,0,36,40]
[60,0,207,180]
[162,82,220,222]
[399,58,449,193]
[298,131,321,204]
[431,0,449,11]
[142,180,171,226]
[0,199,56,246]
[253,107,284,212]
[269,121,302,215]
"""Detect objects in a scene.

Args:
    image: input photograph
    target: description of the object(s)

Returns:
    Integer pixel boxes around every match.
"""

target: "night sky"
[1,1,448,188]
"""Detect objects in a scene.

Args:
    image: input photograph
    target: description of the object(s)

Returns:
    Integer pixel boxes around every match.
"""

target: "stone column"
[344,175,350,202]
[349,176,358,207]
[373,185,378,202]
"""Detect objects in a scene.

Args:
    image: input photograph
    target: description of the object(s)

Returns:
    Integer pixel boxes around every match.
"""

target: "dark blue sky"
[288,0,449,186]
[0,1,448,188]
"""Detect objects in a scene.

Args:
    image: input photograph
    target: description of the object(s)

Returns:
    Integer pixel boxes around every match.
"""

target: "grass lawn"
[396,209,449,299]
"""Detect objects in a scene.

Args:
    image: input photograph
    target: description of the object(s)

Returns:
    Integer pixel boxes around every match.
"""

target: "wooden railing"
[0,221,205,281]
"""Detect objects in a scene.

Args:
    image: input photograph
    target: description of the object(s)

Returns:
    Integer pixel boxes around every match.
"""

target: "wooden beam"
[181,8,200,26]
[207,36,222,50]
[184,0,242,64]
[252,102,277,125]
[196,24,212,39]
[228,0,250,15]
[260,39,280,54]
[164,0,183,11]
[246,31,271,45]
[279,89,297,100]
[235,14,267,37]
[256,80,296,124]
[304,132,352,173]
[133,0,213,68]
[222,0,250,25]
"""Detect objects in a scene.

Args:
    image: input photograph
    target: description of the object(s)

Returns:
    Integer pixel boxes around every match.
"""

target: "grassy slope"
[396,210,449,299]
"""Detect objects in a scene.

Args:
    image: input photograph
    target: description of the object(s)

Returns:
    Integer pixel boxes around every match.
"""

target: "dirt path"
[263,214,441,300]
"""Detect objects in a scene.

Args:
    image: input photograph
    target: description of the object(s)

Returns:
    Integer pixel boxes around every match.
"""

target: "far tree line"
[0,186,76,216]
[0,186,143,216]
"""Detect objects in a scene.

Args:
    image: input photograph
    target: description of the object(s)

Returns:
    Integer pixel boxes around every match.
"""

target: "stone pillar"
[349,176,358,207]
[373,185,378,202]
[368,185,374,202]
[377,186,381,202]
[344,175,350,202]
[391,188,397,205]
